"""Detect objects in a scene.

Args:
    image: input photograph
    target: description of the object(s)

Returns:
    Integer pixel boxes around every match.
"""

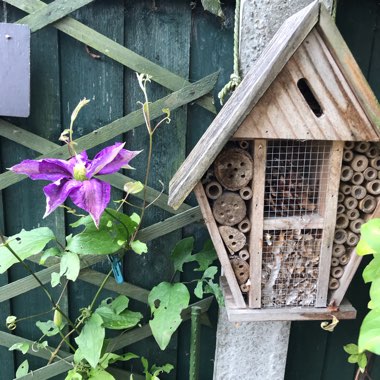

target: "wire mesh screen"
[261,229,322,307]
[264,140,332,218]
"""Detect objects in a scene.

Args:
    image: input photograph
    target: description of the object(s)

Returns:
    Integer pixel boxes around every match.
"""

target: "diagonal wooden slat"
[17,0,94,32]
[0,72,218,195]
[5,0,215,113]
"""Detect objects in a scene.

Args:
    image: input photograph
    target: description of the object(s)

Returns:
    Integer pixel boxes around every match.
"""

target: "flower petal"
[86,142,126,178]
[10,158,74,181]
[69,178,111,227]
[43,179,82,218]
[97,149,141,175]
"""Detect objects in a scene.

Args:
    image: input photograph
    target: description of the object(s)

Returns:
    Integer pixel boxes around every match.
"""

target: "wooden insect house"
[168,1,380,321]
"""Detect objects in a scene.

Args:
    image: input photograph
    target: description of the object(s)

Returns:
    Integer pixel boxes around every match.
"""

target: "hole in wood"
[297,78,323,117]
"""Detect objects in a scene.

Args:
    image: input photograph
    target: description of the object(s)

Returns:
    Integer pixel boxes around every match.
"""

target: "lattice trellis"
[0,0,218,378]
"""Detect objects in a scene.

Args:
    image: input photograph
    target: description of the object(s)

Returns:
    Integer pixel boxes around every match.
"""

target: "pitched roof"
[168,1,380,210]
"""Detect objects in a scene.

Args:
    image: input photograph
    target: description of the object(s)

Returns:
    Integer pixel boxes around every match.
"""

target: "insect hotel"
[168,2,380,321]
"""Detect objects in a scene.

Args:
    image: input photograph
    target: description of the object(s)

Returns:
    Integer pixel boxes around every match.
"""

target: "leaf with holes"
[16,360,29,378]
[9,342,30,355]
[0,227,55,273]
[148,282,190,350]
[36,320,66,337]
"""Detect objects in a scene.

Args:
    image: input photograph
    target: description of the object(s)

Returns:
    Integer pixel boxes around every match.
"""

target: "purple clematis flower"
[10,142,140,227]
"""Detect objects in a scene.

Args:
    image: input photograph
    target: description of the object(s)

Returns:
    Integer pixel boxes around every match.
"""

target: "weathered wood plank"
[168,0,319,210]
[17,0,95,32]
[318,3,380,132]
[0,72,218,191]
[263,215,324,230]
[316,141,344,307]
[249,140,266,308]
[5,0,215,113]
[194,182,246,308]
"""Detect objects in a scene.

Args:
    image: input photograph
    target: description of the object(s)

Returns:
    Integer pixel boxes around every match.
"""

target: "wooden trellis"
[0,0,218,378]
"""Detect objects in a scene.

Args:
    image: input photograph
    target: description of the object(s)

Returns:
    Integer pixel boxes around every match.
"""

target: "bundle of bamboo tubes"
[329,141,380,290]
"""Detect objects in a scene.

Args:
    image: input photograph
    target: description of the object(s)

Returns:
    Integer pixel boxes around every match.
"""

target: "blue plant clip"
[108,255,124,284]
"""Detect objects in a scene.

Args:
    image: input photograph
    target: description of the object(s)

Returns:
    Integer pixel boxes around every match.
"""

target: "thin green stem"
[89,269,113,311]
[58,329,76,352]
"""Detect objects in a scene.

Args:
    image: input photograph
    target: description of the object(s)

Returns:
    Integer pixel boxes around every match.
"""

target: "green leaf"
[148,282,190,350]
[124,181,144,195]
[363,256,380,283]
[9,342,30,355]
[201,0,225,19]
[0,227,55,273]
[51,272,61,287]
[369,279,380,309]
[194,281,204,299]
[357,238,375,256]
[130,240,148,255]
[67,209,138,255]
[359,308,380,354]
[171,237,195,272]
[16,360,29,378]
[66,369,83,380]
[151,363,174,376]
[36,320,66,337]
[74,313,105,368]
[89,369,115,380]
[193,240,217,271]
[358,219,380,255]
[40,247,61,265]
[99,352,139,369]
[343,343,359,355]
[358,352,368,370]
[60,251,80,281]
[202,266,218,280]
[205,280,224,307]
[109,295,129,314]
[348,354,359,364]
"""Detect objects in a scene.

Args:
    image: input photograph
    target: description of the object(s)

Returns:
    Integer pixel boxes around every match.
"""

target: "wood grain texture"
[249,140,266,308]
[168,0,319,210]
[318,3,380,133]
[315,141,344,307]
[194,183,246,308]
[221,276,356,322]
[263,214,324,230]
[234,29,378,141]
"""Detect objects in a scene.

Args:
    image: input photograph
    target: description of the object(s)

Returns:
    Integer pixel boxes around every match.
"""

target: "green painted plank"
[17,0,95,32]
[5,0,215,113]
[0,72,218,191]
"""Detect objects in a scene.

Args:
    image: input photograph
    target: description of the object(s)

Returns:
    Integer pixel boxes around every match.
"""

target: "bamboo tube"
[346,231,359,247]
[337,192,345,203]
[336,213,349,229]
[340,166,354,181]
[354,141,371,153]
[239,140,249,150]
[343,149,354,162]
[340,184,352,195]
[351,185,367,200]
[205,181,223,200]
[364,167,377,181]
[238,249,250,261]
[366,180,380,195]
[351,172,365,185]
[239,186,253,200]
[331,266,344,279]
[366,146,379,159]
[332,244,346,258]
[334,229,347,245]
[359,195,377,213]
[339,254,350,266]
[344,141,355,150]
[238,218,251,233]
[347,208,360,220]
[349,218,364,234]
[240,282,250,293]
[370,157,380,170]
[331,257,340,267]
[336,204,345,214]
[344,196,358,210]
[351,155,369,172]
[328,278,340,290]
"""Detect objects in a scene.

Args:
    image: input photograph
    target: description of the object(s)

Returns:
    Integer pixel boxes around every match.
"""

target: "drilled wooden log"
[351,185,367,200]
[230,258,250,285]
[238,140,249,150]
[328,278,340,290]
[354,141,371,153]
[344,141,355,150]
[343,149,354,162]
[346,231,359,247]
[366,146,379,159]
[336,204,345,214]
[331,266,344,279]
[370,157,380,170]
[340,165,354,181]
[359,195,377,213]
[346,208,360,220]
[366,180,380,195]
[213,192,247,226]
[205,181,223,200]
[340,184,352,195]
[334,229,347,245]
[351,155,369,172]
[344,196,358,210]
[364,167,378,181]
[214,148,253,190]
[238,218,251,234]
[335,213,349,229]
[351,172,364,185]
[331,257,340,267]
[349,218,364,234]
[219,226,246,253]
[239,186,253,200]
[332,244,346,258]
[339,254,349,266]
[238,249,250,261]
